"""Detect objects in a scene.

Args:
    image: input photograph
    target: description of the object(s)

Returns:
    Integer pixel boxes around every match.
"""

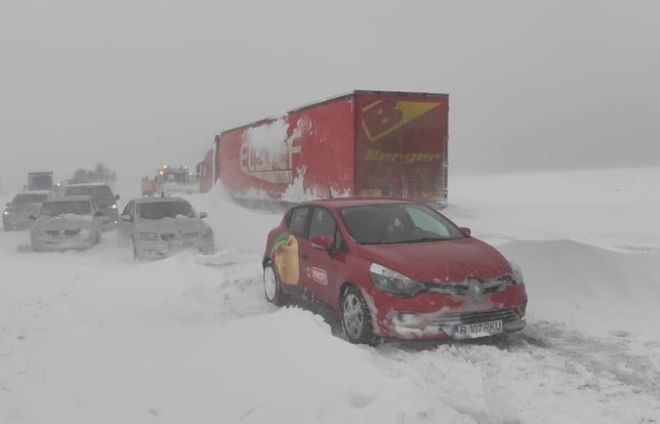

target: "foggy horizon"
[2,0,659,195]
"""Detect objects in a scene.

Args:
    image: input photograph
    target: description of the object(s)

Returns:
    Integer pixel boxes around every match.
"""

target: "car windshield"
[65,185,114,200]
[340,204,464,245]
[12,193,48,205]
[41,201,92,217]
[137,201,196,220]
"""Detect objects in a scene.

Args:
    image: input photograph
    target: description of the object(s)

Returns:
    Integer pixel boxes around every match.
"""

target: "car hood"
[34,214,93,230]
[356,237,512,282]
[135,217,210,234]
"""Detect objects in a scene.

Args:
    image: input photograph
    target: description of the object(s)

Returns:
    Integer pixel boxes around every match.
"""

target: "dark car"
[64,183,119,230]
[262,198,527,344]
[3,191,50,231]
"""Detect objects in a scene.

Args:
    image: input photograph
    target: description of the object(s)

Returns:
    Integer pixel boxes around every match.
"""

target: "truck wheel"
[263,264,286,305]
[341,285,377,345]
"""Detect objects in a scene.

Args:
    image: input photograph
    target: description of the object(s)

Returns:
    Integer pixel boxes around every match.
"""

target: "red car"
[262,198,527,344]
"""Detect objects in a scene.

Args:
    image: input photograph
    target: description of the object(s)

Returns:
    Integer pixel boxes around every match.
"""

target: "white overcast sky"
[1,0,659,194]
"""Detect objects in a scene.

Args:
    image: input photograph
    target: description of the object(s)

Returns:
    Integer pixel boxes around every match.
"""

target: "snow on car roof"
[297,197,418,209]
[65,182,111,187]
[43,195,92,203]
[132,196,189,204]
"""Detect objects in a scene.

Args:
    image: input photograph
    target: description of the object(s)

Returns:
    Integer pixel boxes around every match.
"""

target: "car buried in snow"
[262,198,528,344]
[3,190,50,231]
[117,197,214,260]
[63,183,120,231]
[30,196,103,251]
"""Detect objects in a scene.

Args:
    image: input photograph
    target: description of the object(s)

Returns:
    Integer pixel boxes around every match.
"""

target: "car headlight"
[111,204,117,209]
[138,232,159,241]
[369,263,425,297]
[509,261,525,286]
[3,210,8,216]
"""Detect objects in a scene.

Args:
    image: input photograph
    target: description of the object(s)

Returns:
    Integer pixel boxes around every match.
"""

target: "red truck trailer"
[196,148,215,193]
[215,90,449,207]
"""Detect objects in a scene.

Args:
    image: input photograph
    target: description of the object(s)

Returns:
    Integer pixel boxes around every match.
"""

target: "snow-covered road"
[1,167,659,423]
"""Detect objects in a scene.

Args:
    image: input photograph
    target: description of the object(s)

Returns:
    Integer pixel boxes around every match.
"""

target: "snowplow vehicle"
[141,166,198,197]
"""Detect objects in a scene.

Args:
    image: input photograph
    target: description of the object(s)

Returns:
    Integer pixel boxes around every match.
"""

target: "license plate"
[453,320,503,339]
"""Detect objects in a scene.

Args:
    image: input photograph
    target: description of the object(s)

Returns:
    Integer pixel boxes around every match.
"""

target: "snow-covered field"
[1,167,659,424]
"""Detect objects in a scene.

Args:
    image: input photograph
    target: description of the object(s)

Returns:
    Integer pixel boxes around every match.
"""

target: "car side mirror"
[115,194,120,200]
[459,227,471,237]
[120,214,133,222]
[29,214,37,220]
[199,211,208,219]
[311,234,334,251]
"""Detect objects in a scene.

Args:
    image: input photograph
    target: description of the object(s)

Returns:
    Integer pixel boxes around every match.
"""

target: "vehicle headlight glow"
[369,263,425,297]
[138,232,159,241]
[111,204,117,209]
[2,210,8,215]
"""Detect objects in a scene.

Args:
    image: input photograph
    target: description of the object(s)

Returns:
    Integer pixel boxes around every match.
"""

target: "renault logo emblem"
[466,278,485,302]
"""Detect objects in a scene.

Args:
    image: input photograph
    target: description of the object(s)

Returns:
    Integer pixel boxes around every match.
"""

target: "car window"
[41,201,92,217]
[406,206,454,238]
[65,185,113,200]
[341,204,463,244]
[288,207,310,236]
[136,201,195,220]
[309,207,337,239]
[12,193,48,204]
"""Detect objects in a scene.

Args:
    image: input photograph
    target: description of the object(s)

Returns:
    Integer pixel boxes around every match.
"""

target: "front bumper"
[366,284,527,341]
[135,236,214,259]
[31,232,96,251]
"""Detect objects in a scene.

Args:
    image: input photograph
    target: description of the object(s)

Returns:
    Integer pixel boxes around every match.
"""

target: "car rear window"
[41,201,92,216]
[12,193,48,204]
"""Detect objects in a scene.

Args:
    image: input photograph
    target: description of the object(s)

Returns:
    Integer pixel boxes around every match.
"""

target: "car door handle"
[302,253,309,260]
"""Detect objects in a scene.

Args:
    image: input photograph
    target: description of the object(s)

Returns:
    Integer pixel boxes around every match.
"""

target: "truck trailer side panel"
[217,97,355,201]
[354,91,449,204]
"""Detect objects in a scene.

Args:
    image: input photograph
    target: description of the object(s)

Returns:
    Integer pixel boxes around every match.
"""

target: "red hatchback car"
[262,198,527,344]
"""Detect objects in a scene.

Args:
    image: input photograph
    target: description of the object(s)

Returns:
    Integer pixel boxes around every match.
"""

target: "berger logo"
[361,100,442,142]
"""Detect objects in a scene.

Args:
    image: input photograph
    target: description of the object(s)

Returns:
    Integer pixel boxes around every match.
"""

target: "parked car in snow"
[262,198,528,344]
[117,197,214,260]
[30,196,103,251]
[63,183,119,231]
[3,191,50,231]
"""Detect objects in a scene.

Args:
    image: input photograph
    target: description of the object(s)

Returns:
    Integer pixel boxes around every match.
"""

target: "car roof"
[294,197,418,209]
[15,190,51,196]
[43,195,92,203]
[65,182,111,187]
[131,196,190,204]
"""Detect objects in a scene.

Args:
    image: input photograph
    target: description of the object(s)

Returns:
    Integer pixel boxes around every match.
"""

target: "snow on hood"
[34,214,93,230]
[135,216,211,233]
[357,237,512,282]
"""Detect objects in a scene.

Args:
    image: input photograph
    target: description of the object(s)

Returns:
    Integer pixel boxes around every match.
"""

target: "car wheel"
[263,263,286,305]
[341,285,377,345]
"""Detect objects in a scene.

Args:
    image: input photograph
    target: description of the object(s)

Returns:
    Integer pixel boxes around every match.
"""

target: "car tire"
[341,285,377,345]
[263,263,286,306]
